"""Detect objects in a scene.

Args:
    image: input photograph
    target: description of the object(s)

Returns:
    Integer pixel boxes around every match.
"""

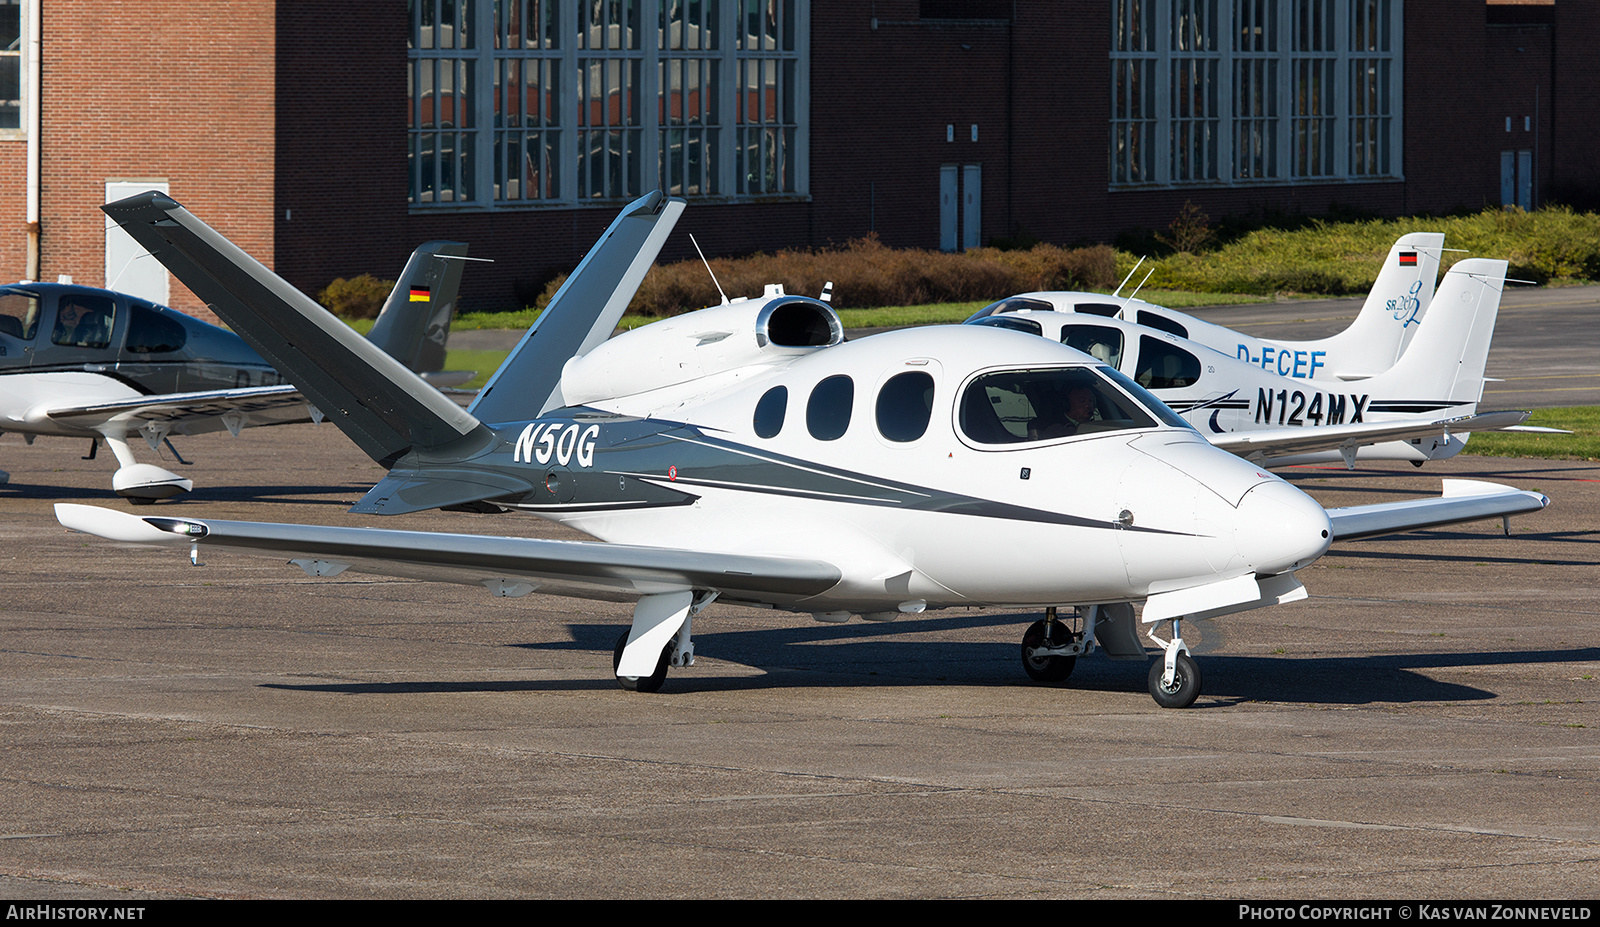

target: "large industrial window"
[0,0,26,134]
[1109,0,1401,189]
[409,0,807,208]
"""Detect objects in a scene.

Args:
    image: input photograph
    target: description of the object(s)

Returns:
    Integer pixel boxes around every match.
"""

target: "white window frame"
[409,0,809,211]
[1109,0,1403,190]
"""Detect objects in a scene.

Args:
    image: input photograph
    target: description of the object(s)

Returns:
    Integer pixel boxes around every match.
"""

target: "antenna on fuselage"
[691,234,729,306]
[1111,255,1145,298]
[1118,267,1155,320]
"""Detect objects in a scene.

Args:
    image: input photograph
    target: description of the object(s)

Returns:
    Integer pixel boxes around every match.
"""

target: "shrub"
[560,236,1122,317]
[1154,200,1217,254]
[318,273,396,320]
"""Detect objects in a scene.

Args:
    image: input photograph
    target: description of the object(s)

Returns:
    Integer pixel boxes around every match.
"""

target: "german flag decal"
[409,286,431,302]
[1398,252,1418,266]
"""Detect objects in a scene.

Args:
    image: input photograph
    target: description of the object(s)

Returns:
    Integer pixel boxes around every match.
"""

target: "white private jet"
[968,232,1448,383]
[965,256,1525,469]
[0,242,473,502]
[56,192,1548,708]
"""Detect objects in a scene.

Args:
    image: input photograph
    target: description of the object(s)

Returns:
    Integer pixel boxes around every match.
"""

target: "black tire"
[1020,618,1077,682]
[613,631,671,693]
[127,496,156,506]
[1147,651,1202,709]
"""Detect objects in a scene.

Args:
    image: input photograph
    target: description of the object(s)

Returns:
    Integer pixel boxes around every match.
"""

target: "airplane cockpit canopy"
[963,295,1053,322]
[0,286,41,340]
[969,314,1042,336]
[0,284,192,356]
[958,364,1188,446]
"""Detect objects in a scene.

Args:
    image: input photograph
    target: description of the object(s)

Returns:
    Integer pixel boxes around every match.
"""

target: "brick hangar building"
[0,0,1594,320]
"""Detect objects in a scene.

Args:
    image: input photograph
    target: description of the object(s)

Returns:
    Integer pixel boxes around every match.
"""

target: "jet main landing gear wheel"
[1020,618,1077,682]
[614,631,673,693]
[1147,651,1201,709]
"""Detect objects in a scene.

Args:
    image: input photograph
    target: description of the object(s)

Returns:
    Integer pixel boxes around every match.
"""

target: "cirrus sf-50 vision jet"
[56,192,1547,707]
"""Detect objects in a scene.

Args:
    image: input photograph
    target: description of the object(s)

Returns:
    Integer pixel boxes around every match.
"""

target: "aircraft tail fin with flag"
[366,240,469,379]
[101,192,485,468]
[1342,231,1446,364]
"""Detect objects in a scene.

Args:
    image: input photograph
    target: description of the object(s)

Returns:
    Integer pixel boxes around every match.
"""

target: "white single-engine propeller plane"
[56,192,1548,707]
[1,241,473,501]
[968,232,1448,383]
[965,255,1528,470]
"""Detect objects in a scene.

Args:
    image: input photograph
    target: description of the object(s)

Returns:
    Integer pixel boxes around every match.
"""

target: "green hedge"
[1132,206,1600,296]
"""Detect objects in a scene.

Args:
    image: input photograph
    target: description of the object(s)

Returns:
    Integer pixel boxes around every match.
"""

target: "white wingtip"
[1442,479,1531,499]
[54,503,185,543]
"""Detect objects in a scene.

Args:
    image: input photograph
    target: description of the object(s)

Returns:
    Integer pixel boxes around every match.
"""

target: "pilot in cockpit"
[1031,384,1102,440]
[53,298,112,349]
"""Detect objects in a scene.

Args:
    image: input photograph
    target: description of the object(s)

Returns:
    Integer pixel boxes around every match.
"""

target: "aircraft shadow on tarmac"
[259,611,1599,707]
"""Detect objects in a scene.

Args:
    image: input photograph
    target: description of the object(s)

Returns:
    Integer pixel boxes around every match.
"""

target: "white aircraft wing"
[44,384,320,437]
[1207,410,1531,462]
[54,503,842,606]
[1326,479,1548,541]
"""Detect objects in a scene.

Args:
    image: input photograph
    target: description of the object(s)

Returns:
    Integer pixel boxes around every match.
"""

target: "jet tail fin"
[469,191,685,423]
[101,192,484,467]
[367,240,469,375]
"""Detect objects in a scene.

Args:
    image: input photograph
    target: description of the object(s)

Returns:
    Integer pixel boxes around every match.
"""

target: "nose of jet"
[1233,480,1332,575]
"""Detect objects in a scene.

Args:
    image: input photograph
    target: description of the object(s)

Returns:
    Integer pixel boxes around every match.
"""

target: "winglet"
[55,503,185,543]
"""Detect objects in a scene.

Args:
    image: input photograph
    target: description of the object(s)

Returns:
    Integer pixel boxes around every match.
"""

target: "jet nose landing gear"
[1145,618,1202,709]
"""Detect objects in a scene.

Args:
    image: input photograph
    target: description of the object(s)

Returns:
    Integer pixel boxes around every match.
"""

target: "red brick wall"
[25,0,278,322]
[0,141,26,281]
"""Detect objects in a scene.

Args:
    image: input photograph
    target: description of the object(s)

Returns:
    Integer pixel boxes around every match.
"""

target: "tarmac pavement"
[0,424,1597,899]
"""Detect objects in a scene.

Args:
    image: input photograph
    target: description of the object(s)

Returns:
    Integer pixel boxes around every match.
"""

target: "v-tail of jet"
[101,190,685,511]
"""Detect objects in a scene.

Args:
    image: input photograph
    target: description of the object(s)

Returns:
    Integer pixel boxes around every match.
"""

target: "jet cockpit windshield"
[958,364,1186,445]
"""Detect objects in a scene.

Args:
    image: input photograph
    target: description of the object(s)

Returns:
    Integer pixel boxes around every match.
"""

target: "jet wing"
[44,384,318,436]
[54,504,842,606]
[1325,479,1549,541]
[1207,410,1531,463]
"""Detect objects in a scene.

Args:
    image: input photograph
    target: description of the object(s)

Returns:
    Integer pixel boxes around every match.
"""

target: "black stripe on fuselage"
[517,422,1196,537]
